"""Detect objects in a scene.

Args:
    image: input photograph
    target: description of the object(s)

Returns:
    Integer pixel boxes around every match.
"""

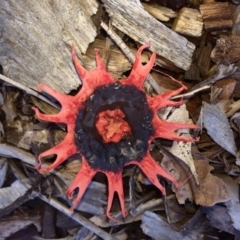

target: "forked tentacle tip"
[107,213,121,223]
[143,41,151,48]
[36,83,49,92]
[94,48,100,55]
[39,168,51,174]
[35,162,41,171]
[146,51,156,68]
[37,161,53,173]
[71,44,76,53]
[160,187,166,195]
[69,206,75,213]
[68,198,80,213]
[194,136,200,142]
[172,179,179,189]
[66,189,74,200]
[122,209,128,218]
[32,106,37,112]
[137,42,151,54]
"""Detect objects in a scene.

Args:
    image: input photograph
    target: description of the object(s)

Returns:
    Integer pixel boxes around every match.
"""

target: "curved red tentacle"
[37,84,73,106]
[72,45,89,80]
[94,48,106,70]
[151,113,199,142]
[122,42,156,90]
[36,132,77,173]
[126,152,179,193]
[72,45,115,103]
[66,157,97,211]
[105,171,128,222]
[147,85,186,110]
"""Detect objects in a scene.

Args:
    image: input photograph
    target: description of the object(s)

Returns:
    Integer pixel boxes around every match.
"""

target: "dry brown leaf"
[161,154,231,206]
[212,78,236,100]
[193,160,230,206]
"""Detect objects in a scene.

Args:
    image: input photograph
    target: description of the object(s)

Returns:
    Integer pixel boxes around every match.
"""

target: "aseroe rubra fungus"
[32,42,198,220]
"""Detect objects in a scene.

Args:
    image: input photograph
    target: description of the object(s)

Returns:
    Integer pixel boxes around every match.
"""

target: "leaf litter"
[0,1,240,239]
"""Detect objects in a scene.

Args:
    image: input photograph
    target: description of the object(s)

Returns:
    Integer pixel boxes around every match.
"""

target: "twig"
[7,155,116,240]
[189,63,237,92]
[0,143,66,181]
[130,194,175,217]
[100,21,163,94]
[0,73,59,109]
[0,143,40,167]
[36,193,117,240]
[171,85,210,99]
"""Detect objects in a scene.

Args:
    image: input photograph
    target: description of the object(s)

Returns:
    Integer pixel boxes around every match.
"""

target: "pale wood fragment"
[0,0,98,93]
[142,3,177,22]
[200,2,233,32]
[172,8,203,37]
[102,0,195,71]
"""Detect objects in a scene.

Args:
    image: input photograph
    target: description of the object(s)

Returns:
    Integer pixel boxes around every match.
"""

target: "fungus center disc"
[74,83,154,172]
[95,109,131,143]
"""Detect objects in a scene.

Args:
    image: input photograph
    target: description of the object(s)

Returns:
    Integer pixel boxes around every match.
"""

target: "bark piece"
[0,180,30,211]
[202,205,238,235]
[141,211,204,240]
[172,8,203,37]
[200,2,233,32]
[42,204,57,238]
[202,102,237,156]
[0,214,41,238]
[156,0,189,10]
[102,0,195,71]
[197,42,212,77]
[184,63,201,81]
[0,0,98,93]
[141,211,183,240]
[230,4,240,35]
[211,36,240,64]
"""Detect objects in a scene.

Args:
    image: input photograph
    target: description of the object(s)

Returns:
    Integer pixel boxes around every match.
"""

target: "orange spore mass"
[95,109,131,143]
